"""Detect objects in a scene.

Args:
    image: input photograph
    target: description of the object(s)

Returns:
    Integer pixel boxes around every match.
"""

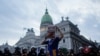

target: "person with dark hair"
[22,49,28,56]
[38,49,46,56]
[28,47,37,56]
[0,50,3,56]
[13,47,21,56]
[3,48,12,56]
[42,26,63,56]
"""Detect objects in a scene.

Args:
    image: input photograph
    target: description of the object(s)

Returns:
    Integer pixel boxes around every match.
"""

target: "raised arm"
[56,26,64,39]
[41,36,48,45]
[41,39,46,45]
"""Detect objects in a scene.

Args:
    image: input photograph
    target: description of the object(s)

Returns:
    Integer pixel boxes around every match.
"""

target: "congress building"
[0,8,96,53]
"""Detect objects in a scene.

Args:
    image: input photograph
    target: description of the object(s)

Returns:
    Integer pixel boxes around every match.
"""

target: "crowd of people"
[0,47,47,56]
[67,49,100,56]
[0,47,66,56]
[0,47,100,56]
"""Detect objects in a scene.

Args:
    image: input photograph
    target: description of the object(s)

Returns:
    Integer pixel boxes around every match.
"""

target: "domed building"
[0,8,96,53]
[15,8,96,53]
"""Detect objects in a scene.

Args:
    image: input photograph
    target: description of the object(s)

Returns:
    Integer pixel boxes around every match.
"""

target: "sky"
[0,0,100,46]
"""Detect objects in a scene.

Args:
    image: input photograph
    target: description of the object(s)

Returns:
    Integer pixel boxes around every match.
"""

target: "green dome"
[41,9,53,25]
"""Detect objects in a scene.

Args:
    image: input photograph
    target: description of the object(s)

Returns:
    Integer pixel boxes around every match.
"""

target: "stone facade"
[15,9,95,53]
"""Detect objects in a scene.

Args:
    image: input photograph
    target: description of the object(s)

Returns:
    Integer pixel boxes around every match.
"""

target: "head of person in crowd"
[22,48,27,54]
[40,48,45,53]
[38,48,46,56]
[0,50,3,55]
[4,47,12,56]
[15,47,21,52]
[28,47,37,56]
[79,47,84,53]
[13,47,21,55]
[30,47,36,52]
[4,47,10,53]
[83,46,91,54]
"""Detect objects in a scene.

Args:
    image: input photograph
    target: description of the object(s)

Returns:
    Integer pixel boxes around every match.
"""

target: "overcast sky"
[0,0,100,46]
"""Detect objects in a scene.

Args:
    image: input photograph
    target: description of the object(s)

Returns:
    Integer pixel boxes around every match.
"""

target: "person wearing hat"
[41,25,63,56]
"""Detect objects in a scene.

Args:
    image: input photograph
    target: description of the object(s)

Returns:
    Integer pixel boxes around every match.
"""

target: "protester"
[1,46,100,56]
[13,47,21,56]
[38,48,46,56]
[22,49,28,56]
[28,47,37,56]
[42,25,63,56]
[0,50,3,56]
[3,48,12,56]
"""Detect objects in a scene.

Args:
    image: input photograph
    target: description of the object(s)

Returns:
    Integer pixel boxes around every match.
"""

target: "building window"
[63,39,65,43]
[63,28,65,31]
[61,28,66,32]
